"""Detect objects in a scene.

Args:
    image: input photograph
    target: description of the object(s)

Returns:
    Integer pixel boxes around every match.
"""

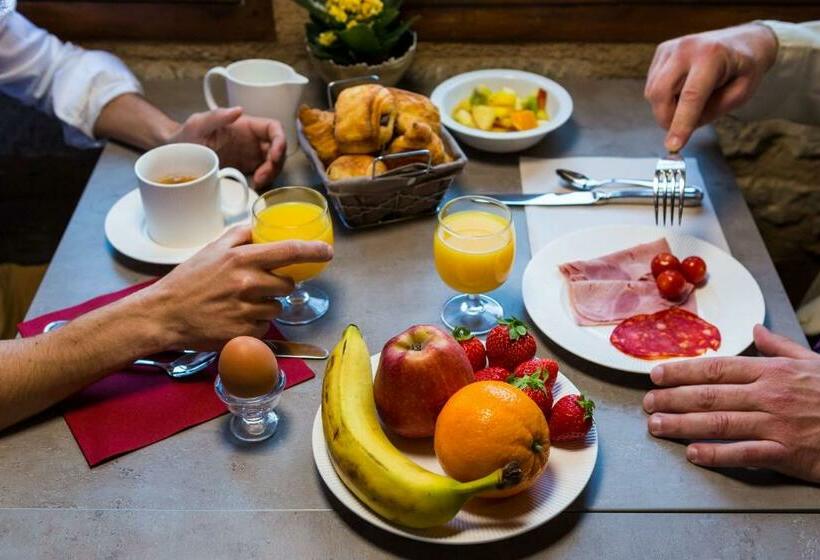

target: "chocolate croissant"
[298,105,339,165]
[386,121,452,169]
[334,85,396,154]
[327,155,388,181]
[388,87,441,135]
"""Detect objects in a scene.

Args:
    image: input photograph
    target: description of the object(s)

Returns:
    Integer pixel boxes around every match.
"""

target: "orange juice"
[434,210,515,294]
[252,201,334,282]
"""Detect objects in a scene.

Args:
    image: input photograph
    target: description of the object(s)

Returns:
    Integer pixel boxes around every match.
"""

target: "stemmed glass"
[433,196,515,334]
[252,186,334,325]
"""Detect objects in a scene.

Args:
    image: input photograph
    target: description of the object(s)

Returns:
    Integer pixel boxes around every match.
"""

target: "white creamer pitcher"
[204,59,308,156]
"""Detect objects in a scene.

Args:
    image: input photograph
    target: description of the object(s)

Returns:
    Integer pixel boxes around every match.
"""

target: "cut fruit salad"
[452,85,549,132]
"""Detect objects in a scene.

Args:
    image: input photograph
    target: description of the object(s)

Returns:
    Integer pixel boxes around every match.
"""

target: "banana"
[321,324,521,529]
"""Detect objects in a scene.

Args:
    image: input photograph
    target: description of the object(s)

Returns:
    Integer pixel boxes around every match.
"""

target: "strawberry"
[473,366,510,383]
[549,394,595,442]
[510,374,553,419]
[452,327,486,372]
[513,358,559,389]
[485,317,537,370]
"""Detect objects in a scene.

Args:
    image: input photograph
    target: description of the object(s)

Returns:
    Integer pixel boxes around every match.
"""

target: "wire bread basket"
[297,76,467,229]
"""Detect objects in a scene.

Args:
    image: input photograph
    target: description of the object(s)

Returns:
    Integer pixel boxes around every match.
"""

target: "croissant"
[334,85,396,154]
[388,87,441,135]
[386,121,452,169]
[298,105,339,165]
[327,155,388,181]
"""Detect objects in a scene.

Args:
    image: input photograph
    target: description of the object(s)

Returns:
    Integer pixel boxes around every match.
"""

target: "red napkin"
[17,281,316,466]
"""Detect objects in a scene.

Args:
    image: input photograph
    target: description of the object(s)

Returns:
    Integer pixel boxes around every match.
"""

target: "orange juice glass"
[252,187,334,325]
[434,196,515,334]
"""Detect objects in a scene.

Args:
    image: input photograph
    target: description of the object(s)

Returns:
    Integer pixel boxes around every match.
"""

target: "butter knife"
[263,339,329,360]
[489,187,703,207]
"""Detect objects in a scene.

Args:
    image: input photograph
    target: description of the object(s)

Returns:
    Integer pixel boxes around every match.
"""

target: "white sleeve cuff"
[51,47,143,141]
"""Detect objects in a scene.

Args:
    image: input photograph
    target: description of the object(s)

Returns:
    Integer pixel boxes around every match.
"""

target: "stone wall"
[4,0,818,302]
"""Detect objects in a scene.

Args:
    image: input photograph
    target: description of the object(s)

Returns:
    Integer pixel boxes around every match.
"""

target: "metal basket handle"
[326,75,381,108]
[372,149,432,179]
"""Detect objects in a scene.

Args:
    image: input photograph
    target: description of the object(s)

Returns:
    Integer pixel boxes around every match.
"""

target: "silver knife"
[263,339,329,360]
[489,187,703,207]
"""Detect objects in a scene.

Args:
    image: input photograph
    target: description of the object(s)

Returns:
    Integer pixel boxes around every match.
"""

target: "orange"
[434,381,550,498]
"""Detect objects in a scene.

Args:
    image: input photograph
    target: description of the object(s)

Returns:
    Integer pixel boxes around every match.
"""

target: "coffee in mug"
[135,143,250,248]
[157,174,200,185]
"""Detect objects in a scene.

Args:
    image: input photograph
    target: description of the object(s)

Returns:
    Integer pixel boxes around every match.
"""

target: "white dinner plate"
[312,353,598,545]
[522,225,766,374]
[104,181,258,265]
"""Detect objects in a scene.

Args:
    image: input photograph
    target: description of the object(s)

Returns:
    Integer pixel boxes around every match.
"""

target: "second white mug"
[204,59,308,156]
[135,143,250,248]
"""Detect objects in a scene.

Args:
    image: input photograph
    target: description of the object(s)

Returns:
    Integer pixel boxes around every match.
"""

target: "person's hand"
[643,325,820,483]
[168,107,287,188]
[644,23,779,152]
[141,226,332,350]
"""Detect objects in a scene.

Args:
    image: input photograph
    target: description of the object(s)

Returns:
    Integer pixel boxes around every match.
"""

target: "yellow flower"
[327,4,347,23]
[359,0,382,19]
[346,20,358,29]
[326,0,382,23]
[317,30,338,47]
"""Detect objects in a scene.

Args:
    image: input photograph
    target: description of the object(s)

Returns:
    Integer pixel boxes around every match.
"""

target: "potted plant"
[294,0,418,87]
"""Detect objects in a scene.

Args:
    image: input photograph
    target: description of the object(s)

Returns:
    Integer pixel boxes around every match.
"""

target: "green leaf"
[373,6,400,33]
[339,24,383,56]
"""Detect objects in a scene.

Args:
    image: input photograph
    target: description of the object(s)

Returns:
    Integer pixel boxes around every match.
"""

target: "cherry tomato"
[651,252,681,278]
[681,256,707,285]
[656,270,687,301]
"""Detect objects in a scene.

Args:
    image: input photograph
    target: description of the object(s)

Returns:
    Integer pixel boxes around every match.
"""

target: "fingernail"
[325,245,334,259]
[686,446,699,464]
[649,415,663,435]
[650,366,663,384]
[643,392,655,413]
[666,134,682,152]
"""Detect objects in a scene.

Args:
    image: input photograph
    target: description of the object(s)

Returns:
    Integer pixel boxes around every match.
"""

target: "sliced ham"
[567,280,696,326]
[558,237,697,326]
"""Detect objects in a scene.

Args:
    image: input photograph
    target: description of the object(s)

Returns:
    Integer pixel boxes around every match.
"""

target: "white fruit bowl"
[430,69,573,154]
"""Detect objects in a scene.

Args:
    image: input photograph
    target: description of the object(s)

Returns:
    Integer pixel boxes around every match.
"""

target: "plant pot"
[306,32,417,88]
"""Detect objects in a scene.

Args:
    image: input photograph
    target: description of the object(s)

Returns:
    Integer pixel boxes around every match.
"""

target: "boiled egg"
[218,336,279,398]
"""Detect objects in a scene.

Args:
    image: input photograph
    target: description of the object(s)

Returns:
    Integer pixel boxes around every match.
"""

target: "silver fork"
[654,154,687,226]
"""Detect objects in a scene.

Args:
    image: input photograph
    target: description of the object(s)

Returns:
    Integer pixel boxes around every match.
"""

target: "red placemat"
[18,281,316,466]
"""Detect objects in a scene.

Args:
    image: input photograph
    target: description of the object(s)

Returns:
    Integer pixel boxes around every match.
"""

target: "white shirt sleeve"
[0,9,142,146]
[734,20,820,125]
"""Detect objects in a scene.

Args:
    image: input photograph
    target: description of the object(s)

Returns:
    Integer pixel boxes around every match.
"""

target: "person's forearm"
[93,93,182,150]
[0,289,173,431]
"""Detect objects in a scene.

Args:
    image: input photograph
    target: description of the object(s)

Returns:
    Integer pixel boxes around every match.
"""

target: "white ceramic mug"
[135,143,250,248]
[203,59,308,156]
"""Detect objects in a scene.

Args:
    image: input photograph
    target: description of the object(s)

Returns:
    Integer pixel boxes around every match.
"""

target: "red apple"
[374,324,475,438]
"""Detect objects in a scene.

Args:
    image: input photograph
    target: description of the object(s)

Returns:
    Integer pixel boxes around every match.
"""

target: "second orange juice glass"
[252,187,334,325]
[434,196,515,334]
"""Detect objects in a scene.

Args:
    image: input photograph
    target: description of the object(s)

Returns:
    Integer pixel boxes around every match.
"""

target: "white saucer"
[104,180,259,265]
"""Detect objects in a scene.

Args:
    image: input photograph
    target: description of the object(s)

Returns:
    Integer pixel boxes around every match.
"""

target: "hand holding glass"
[252,187,334,324]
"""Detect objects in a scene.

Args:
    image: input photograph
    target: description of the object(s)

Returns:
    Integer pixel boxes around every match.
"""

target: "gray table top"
[3,78,818,558]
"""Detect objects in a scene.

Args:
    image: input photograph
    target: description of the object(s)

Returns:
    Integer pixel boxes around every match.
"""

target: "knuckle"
[697,386,719,410]
[275,241,299,263]
[703,360,725,383]
[234,273,256,294]
[678,86,704,105]
[708,412,731,438]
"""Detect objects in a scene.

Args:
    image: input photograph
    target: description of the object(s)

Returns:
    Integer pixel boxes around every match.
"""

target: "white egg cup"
[214,371,287,442]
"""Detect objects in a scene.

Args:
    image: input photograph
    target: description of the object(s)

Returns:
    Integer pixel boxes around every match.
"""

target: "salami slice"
[610,307,721,360]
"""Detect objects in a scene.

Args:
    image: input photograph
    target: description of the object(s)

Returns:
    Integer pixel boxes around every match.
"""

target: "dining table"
[2,73,818,559]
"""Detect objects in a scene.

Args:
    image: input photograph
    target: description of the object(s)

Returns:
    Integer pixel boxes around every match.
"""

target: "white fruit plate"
[311,353,598,545]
